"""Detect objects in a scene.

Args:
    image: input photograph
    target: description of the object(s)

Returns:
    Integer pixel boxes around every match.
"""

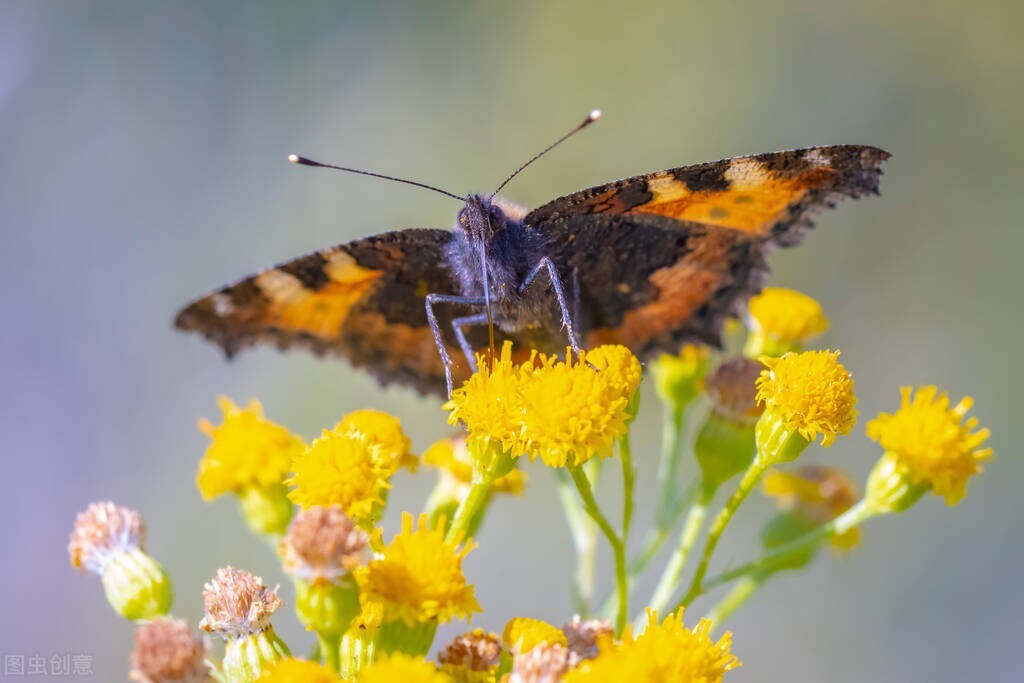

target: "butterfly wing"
[524,145,889,356]
[174,228,467,395]
[526,145,890,246]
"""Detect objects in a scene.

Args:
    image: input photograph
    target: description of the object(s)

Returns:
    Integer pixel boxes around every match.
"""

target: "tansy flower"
[516,346,639,467]
[437,630,502,683]
[755,350,857,450]
[280,507,367,638]
[510,644,577,683]
[196,396,304,500]
[444,341,530,454]
[287,430,391,525]
[200,567,290,683]
[356,513,481,627]
[129,618,211,683]
[745,287,829,357]
[259,658,340,683]
[357,654,454,683]
[424,436,527,495]
[866,386,992,505]
[334,409,417,474]
[68,502,172,621]
[561,617,614,661]
[651,344,710,409]
[563,609,739,683]
[763,465,862,550]
[503,617,568,653]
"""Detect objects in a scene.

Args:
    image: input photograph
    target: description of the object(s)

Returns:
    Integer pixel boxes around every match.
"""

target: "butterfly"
[174,112,889,397]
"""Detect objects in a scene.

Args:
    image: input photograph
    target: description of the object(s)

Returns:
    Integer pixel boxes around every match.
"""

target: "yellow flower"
[563,609,740,683]
[357,654,453,683]
[444,341,531,454]
[287,430,390,525]
[502,617,568,653]
[763,465,862,549]
[196,397,305,500]
[866,386,992,505]
[755,350,857,448]
[260,658,340,683]
[356,513,481,626]
[745,287,829,356]
[651,344,710,408]
[335,409,417,474]
[423,437,527,495]
[517,346,638,467]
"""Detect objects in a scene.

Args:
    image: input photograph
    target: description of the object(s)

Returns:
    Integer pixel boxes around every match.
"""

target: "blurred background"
[2,1,1020,680]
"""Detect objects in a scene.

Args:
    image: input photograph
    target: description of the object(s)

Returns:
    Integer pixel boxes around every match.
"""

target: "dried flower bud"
[129,618,211,683]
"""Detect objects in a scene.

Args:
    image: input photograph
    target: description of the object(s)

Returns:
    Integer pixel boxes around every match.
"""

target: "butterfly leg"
[520,256,582,355]
[452,312,489,375]
[425,293,487,396]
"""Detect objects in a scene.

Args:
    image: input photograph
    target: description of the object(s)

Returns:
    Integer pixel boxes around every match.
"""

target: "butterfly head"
[457,194,511,244]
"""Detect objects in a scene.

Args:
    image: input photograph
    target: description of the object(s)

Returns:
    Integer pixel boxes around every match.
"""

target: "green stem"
[702,573,765,629]
[556,469,598,616]
[317,632,340,673]
[646,484,715,619]
[656,404,686,528]
[570,466,628,635]
[700,499,876,595]
[446,477,492,543]
[677,460,767,608]
[619,434,635,566]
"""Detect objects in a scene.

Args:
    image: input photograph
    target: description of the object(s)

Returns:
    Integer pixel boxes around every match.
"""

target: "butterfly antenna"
[491,109,602,197]
[288,155,466,202]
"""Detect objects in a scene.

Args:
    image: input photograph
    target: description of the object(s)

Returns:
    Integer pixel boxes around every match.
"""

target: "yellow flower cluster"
[445,341,641,467]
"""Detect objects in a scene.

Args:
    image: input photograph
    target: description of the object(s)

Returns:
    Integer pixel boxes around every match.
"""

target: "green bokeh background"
[2,2,1019,680]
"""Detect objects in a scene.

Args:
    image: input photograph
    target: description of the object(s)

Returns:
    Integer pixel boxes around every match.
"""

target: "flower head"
[510,644,577,683]
[866,386,992,505]
[437,629,502,683]
[503,617,568,653]
[356,513,480,626]
[196,397,304,500]
[745,287,829,356]
[334,409,417,474]
[69,501,145,574]
[561,617,614,661]
[706,357,763,424]
[516,346,639,467]
[358,654,454,683]
[279,506,368,584]
[651,345,709,409]
[199,567,282,639]
[444,341,529,453]
[287,430,391,524]
[563,609,739,683]
[68,502,172,621]
[423,436,526,496]
[763,465,861,549]
[129,618,211,683]
[259,659,340,683]
[755,350,857,448]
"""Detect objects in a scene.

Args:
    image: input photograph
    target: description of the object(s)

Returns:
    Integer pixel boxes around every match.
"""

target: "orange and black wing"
[174,228,466,395]
[526,145,889,356]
